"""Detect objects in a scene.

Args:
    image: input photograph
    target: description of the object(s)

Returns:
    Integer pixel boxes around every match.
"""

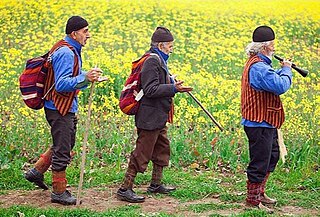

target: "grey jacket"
[135,49,176,130]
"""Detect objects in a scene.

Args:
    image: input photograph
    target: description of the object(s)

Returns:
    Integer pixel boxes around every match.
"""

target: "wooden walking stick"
[186,92,224,132]
[76,81,95,206]
[76,72,108,206]
[173,76,223,131]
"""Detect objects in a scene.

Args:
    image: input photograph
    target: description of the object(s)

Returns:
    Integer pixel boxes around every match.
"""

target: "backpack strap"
[44,40,80,116]
[43,40,76,98]
[148,53,161,62]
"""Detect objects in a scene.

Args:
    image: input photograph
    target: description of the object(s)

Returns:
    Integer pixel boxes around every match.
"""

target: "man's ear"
[157,42,163,50]
[71,32,77,39]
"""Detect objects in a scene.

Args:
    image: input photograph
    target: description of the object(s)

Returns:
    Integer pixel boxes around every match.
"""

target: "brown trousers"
[128,126,170,173]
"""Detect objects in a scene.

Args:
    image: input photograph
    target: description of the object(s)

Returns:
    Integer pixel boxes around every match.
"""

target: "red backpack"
[119,53,159,115]
[19,41,74,110]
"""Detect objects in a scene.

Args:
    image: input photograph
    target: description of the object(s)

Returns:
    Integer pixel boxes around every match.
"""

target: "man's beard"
[266,51,274,60]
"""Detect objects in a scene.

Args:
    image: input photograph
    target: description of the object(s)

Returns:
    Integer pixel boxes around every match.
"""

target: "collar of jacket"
[64,35,82,55]
[258,53,272,65]
[153,48,169,62]
[149,47,170,73]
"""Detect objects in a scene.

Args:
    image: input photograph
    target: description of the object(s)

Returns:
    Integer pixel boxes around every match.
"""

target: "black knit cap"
[252,25,275,42]
[151,26,174,42]
[65,16,89,34]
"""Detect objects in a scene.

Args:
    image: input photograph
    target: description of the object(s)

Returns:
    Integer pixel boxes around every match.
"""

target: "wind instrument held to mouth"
[274,55,308,77]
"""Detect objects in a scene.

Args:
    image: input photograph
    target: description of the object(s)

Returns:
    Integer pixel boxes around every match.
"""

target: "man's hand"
[86,67,103,82]
[97,76,108,82]
[281,59,292,68]
[175,80,193,92]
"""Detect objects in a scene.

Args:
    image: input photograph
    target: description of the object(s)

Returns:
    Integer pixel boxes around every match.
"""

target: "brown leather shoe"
[261,193,277,205]
[147,184,176,194]
[117,188,145,203]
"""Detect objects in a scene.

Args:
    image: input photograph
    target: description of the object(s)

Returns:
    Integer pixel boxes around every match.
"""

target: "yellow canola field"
[0,0,319,147]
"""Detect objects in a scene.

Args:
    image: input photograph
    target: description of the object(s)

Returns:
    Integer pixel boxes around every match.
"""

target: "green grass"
[0,205,175,217]
[0,0,319,216]
[0,164,319,216]
[187,202,242,213]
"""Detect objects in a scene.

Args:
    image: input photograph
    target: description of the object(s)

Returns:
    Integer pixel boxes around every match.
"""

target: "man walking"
[117,27,192,203]
[24,16,102,205]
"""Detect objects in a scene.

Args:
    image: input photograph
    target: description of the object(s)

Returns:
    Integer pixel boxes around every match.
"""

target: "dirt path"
[0,186,318,216]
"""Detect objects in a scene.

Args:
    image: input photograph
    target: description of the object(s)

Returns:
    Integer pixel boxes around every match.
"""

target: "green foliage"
[187,202,241,213]
[0,165,319,215]
[0,0,319,216]
[0,205,143,217]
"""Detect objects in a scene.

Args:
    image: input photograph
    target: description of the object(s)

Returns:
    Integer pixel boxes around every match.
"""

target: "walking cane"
[76,73,108,206]
[174,76,223,131]
[76,81,95,206]
[186,92,224,132]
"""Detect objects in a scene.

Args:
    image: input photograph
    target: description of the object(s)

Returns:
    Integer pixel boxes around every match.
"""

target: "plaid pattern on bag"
[19,40,76,112]
[119,53,158,115]
[19,52,50,109]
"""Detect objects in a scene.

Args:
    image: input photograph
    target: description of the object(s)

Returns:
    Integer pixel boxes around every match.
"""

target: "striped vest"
[241,55,285,128]
[44,40,79,116]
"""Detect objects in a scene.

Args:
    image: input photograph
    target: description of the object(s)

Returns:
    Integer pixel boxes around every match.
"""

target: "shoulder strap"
[44,40,79,103]
[43,40,76,99]
[47,40,76,63]
[246,55,262,68]
[148,53,161,62]
[148,52,171,76]
[49,40,75,54]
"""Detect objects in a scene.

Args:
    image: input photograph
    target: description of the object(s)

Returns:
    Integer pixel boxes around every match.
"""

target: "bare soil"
[0,186,318,216]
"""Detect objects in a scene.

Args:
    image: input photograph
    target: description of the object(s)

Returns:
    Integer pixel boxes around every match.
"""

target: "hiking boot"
[51,190,76,205]
[261,193,277,205]
[24,168,48,190]
[116,188,145,203]
[147,184,176,194]
[246,201,274,214]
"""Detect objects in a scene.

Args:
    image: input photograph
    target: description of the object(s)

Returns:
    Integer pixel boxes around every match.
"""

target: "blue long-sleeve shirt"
[44,36,88,113]
[241,53,292,128]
